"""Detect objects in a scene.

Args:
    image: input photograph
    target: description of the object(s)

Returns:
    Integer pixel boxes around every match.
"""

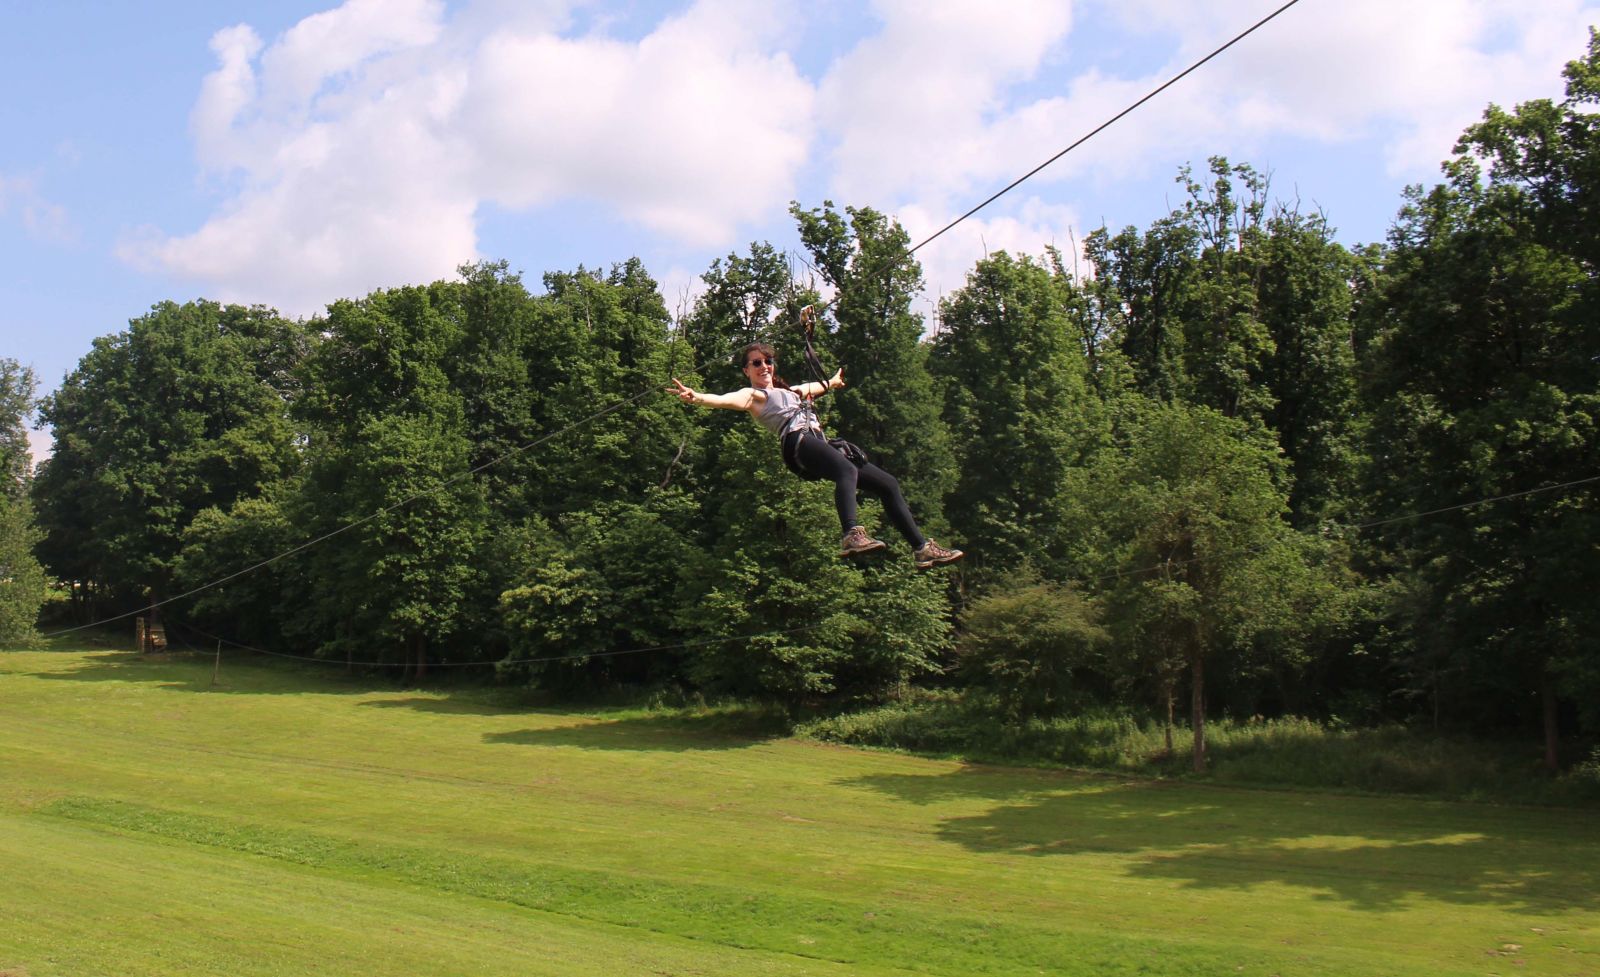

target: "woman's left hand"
[829,368,845,391]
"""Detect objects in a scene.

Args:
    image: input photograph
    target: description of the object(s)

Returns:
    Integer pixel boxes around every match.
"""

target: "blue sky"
[6,0,1599,461]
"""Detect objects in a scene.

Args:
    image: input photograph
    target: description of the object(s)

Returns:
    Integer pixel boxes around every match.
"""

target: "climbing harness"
[792,303,868,468]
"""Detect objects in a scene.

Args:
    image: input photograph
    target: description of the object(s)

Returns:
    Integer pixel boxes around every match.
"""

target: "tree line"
[14,33,1600,770]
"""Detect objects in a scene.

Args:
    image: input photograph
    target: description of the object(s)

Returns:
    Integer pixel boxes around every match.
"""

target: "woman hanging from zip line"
[670,334,963,569]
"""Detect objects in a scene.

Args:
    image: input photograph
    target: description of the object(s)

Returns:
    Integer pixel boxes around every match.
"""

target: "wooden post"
[135,617,146,653]
[212,640,222,687]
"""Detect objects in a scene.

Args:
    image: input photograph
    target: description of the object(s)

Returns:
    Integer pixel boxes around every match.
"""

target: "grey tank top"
[753,386,822,440]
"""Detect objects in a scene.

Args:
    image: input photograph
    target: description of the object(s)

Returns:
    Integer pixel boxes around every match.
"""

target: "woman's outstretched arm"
[791,368,845,400]
[671,378,758,411]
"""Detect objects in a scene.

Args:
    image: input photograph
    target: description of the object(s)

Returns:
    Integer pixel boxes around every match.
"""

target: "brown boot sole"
[840,539,888,557]
[915,550,964,570]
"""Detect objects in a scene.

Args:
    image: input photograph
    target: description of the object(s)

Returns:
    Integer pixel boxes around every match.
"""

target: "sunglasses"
[745,357,774,368]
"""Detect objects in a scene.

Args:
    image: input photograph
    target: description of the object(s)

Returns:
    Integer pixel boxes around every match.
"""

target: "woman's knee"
[860,464,901,496]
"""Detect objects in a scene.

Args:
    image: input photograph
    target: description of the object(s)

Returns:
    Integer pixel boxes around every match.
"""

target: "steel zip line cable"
[907,0,1306,257]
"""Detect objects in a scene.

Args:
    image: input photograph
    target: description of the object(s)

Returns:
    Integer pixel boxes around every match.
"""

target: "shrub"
[956,580,1107,719]
[802,696,1600,805]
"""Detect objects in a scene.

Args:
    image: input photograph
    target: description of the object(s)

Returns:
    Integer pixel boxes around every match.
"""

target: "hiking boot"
[840,525,887,557]
[914,538,964,570]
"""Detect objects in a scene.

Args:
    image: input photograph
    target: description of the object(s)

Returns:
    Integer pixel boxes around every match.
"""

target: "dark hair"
[738,342,792,390]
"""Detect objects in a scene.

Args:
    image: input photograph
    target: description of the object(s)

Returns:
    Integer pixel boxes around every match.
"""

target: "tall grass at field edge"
[798,693,1600,805]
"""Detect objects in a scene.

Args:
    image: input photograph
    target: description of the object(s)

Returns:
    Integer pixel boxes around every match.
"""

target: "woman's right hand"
[670,378,698,405]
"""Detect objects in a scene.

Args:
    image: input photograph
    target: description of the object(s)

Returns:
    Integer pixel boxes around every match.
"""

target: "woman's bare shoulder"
[715,386,763,412]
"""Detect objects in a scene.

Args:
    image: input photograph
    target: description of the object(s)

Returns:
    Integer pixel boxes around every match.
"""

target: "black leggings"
[784,432,926,549]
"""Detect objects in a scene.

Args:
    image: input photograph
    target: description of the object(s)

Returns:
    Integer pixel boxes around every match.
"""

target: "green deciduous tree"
[32,302,306,623]
[0,494,46,644]
[1087,160,1364,525]
[499,493,701,691]
[1086,216,1196,405]
[0,358,45,642]
[1175,158,1277,426]
[1360,33,1600,766]
[679,242,801,370]
[526,260,699,514]
[957,578,1108,720]
[1096,402,1309,770]
[1255,208,1363,524]
[173,492,300,650]
[295,287,486,676]
[435,260,699,524]
[929,251,1108,582]
[1,358,36,494]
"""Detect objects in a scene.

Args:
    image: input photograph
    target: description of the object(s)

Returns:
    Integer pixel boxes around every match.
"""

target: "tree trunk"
[1163,680,1175,756]
[412,632,428,683]
[1191,653,1207,773]
[143,585,167,654]
[1432,670,1441,731]
[1540,663,1560,772]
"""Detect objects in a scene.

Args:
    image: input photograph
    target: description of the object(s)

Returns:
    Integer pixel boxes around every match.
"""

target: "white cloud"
[192,24,265,169]
[819,0,1075,208]
[257,0,445,111]
[129,36,477,316]
[0,172,77,245]
[1082,0,1600,177]
[26,425,53,466]
[133,0,815,316]
[459,0,813,245]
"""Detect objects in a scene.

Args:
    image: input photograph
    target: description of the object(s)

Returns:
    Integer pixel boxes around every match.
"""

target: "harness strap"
[799,304,831,399]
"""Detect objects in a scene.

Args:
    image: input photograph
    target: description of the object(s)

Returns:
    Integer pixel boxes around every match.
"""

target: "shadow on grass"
[843,766,1600,914]
[5,630,140,655]
[20,649,434,698]
[833,762,1156,806]
[357,695,529,717]
[485,709,789,753]
[16,648,798,741]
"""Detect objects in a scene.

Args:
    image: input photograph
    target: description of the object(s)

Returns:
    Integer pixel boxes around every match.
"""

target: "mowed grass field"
[3,645,1597,977]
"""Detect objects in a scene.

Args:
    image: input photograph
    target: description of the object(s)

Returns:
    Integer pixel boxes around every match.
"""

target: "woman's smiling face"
[742,351,775,388]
